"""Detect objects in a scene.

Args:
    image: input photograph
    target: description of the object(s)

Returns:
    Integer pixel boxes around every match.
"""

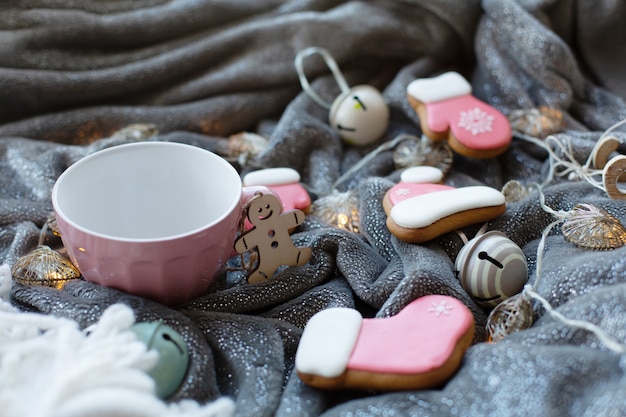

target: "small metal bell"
[455,231,528,308]
[131,321,189,399]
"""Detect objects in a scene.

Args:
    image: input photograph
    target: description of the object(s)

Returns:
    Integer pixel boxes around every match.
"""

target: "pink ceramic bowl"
[52,141,249,305]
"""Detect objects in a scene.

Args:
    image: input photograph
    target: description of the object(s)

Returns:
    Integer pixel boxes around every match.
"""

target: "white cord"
[515,118,626,195]
[294,46,350,110]
[524,286,626,355]
[523,185,626,355]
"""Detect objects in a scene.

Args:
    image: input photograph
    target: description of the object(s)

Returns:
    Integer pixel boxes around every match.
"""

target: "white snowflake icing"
[394,187,412,196]
[458,107,494,135]
[428,300,453,317]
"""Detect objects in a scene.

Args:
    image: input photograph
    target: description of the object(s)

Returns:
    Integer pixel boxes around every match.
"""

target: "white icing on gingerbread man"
[234,194,311,284]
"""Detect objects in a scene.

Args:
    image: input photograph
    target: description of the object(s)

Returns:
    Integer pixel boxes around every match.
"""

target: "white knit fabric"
[0,264,235,417]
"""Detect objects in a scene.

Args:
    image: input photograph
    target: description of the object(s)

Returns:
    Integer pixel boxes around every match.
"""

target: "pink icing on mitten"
[295,294,475,391]
[407,72,511,159]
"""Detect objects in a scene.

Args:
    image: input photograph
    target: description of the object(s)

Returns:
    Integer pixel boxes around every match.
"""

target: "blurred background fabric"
[1,1,626,416]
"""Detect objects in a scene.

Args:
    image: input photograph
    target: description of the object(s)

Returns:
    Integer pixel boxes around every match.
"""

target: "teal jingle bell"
[130,321,189,399]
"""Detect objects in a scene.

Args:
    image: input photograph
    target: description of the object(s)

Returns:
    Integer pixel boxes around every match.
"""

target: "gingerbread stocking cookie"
[295,294,475,391]
[407,71,511,159]
[234,194,312,284]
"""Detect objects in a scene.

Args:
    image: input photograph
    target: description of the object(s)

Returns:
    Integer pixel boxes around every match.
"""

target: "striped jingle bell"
[455,231,528,308]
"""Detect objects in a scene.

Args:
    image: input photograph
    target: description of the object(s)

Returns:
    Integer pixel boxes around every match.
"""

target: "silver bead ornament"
[455,231,528,308]
[486,292,534,342]
[392,135,454,174]
[507,106,564,139]
[11,245,81,289]
[130,321,189,399]
[561,203,626,250]
[329,85,389,146]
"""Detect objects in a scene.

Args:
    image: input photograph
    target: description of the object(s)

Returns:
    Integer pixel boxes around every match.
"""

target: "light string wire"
[523,286,626,354]
[455,222,490,245]
[515,118,626,192]
[522,183,626,355]
[294,46,350,110]
[331,133,414,190]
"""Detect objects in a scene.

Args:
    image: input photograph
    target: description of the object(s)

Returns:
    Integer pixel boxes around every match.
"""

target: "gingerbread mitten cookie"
[407,71,511,159]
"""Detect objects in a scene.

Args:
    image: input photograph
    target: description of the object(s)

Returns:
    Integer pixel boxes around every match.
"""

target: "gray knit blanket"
[1,1,625,416]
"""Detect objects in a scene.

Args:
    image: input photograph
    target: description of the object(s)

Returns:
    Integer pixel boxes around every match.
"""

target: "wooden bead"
[603,155,626,200]
[592,135,620,169]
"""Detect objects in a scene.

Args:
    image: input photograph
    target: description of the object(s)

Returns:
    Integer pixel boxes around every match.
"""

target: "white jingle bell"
[295,47,389,146]
[328,84,389,146]
[455,230,528,308]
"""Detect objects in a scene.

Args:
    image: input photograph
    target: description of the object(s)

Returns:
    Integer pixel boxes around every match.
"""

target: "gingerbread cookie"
[385,185,506,243]
[243,167,311,214]
[407,71,511,159]
[382,166,453,215]
[234,194,311,284]
[295,294,475,391]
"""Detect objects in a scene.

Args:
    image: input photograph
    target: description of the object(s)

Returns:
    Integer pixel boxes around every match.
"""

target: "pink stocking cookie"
[407,71,512,159]
[295,294,475,391]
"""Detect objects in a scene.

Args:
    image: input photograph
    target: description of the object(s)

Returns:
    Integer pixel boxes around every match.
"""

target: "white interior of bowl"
[52,142,242,240]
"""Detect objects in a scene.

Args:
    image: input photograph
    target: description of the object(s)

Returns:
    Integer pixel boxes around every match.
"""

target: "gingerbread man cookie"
[295,295,475,391]
[234,194,312,284]
[407,71,511,159]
